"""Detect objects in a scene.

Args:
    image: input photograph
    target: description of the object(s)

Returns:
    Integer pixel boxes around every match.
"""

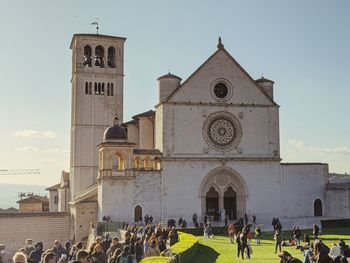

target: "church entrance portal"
[200,166,247,221]
[224,187,237,220]
[206,187,220,221]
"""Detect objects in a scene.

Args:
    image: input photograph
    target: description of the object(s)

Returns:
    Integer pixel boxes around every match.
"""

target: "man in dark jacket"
[134,238,144,263]
[313,224,320,240]
[117,246,132,263]
[29,242,44,263]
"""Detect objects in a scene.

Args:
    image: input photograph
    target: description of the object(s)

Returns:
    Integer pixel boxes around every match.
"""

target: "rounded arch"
[83,45,92,67]
[154,157,161,170]
[112,152,125,171]
[107,46,116,68]
[134,205,142,222]
[134,156,141,169]
[95,45,105,67]
[314,198,323,217]
[199,166,248,198]
[199,166,248,220]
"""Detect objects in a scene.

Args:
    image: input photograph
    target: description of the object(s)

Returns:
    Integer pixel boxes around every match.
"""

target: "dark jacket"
[29,244,43,263]
[91,252,107,263]
[117,252,132,263]
[134,243,144,262]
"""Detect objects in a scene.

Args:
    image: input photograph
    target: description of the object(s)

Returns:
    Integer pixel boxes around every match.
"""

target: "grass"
[192,228,350,263]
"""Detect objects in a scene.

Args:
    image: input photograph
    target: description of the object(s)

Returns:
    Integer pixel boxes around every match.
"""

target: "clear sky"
[0,0,349,186]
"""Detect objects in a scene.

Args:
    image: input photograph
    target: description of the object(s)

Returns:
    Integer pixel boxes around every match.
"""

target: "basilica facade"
[46,33,347,242]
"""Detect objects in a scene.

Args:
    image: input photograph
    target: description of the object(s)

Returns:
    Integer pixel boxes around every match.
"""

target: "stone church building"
[46,33,348,242]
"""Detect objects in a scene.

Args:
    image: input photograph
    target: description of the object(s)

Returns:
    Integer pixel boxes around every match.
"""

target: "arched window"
[107,83,110,96]
[85,82,89,94]
[94,82,98,94]
[111,83,114,96]
[95,46,104,67]
[83,45,92,67]
[134,205,142,222]
[107,46,116,68]
[314,199,323,217]
[98,83,101,95]
[112,153,124,171]
[134,157,141,169]
[89,82,92,94]
[102,83,105,95]
[154,157,161,170]
[144,157,151,170]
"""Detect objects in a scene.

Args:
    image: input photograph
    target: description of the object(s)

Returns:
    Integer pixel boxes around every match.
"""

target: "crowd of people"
[2,214,350,263]
[0,222,181,263]
[223,215,350,262]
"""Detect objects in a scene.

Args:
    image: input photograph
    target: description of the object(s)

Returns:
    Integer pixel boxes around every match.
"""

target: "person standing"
[274,230,282,254]
[29,242,43,263]
[228,224,236,244]
[134,238,143,263]
[236,232,242,259]
[313,224,320,240]
[0,244,13,263]
[204,224,209,241]
[252,215,256,225]
[240,232,250,260]
[22,239,35,257]
[255,225,262,245]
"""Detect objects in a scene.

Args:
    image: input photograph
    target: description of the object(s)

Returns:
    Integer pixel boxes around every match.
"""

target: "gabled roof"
[122,110,155,126]
[17,195,49,204]
[166,46,278,106]
[46,183,60,191]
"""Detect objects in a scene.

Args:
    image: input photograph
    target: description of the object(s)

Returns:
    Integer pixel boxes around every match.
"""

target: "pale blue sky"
[0,0,349,186]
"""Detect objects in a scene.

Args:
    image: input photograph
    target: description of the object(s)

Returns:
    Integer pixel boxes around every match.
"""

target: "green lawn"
[192,228,350,263]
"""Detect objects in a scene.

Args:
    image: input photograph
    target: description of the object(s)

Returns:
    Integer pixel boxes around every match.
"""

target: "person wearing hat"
[0,244,13,263]
[278,251,302,263]
[29,242,43,263]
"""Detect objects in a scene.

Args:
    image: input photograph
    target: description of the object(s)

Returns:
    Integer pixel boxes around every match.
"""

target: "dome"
[157,72,182,81]
[103,117,127,141]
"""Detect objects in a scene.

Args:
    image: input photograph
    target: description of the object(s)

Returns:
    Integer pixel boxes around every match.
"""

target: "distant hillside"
[0,184,48,209]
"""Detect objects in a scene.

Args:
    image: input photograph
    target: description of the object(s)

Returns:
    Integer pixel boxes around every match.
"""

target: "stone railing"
[99,169,161,178]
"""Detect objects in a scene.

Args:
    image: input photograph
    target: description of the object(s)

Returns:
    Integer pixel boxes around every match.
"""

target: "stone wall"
[326,183,350,218]
[0,212,70,254]
[281,163,328,218]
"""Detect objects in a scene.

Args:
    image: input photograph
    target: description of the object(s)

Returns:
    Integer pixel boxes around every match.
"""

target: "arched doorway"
[200,166,247,221]
[224,187,237,220]
[134,205,142,222]
[314,199,322,217]
[206,187,219,221]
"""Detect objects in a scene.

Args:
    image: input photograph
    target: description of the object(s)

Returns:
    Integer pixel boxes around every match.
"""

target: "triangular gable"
[167,47,277,106]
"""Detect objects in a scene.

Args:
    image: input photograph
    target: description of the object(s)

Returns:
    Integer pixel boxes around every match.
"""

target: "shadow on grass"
[192,243,220,263]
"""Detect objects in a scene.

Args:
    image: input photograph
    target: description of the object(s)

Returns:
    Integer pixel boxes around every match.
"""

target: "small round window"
[213,83,228,99]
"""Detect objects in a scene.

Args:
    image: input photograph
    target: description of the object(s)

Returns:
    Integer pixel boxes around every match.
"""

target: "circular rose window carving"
[203,111,242,151]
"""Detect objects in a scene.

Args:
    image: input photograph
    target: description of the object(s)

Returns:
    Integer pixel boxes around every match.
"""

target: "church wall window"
[314,199,323,217]
[111,83,114,96]
[102,83,105,95]
[107,83,110,96]
[94,82,98,94]
[54,195,58,205]
[85,82,89,94]
[98,83,101,95]
[95,46,105,67]
[107,46,116,68]
[83,45,92,67]
[89,82,92,94]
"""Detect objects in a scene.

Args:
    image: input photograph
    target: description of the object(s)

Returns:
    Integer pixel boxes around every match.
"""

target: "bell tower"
[69,34,126,198]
